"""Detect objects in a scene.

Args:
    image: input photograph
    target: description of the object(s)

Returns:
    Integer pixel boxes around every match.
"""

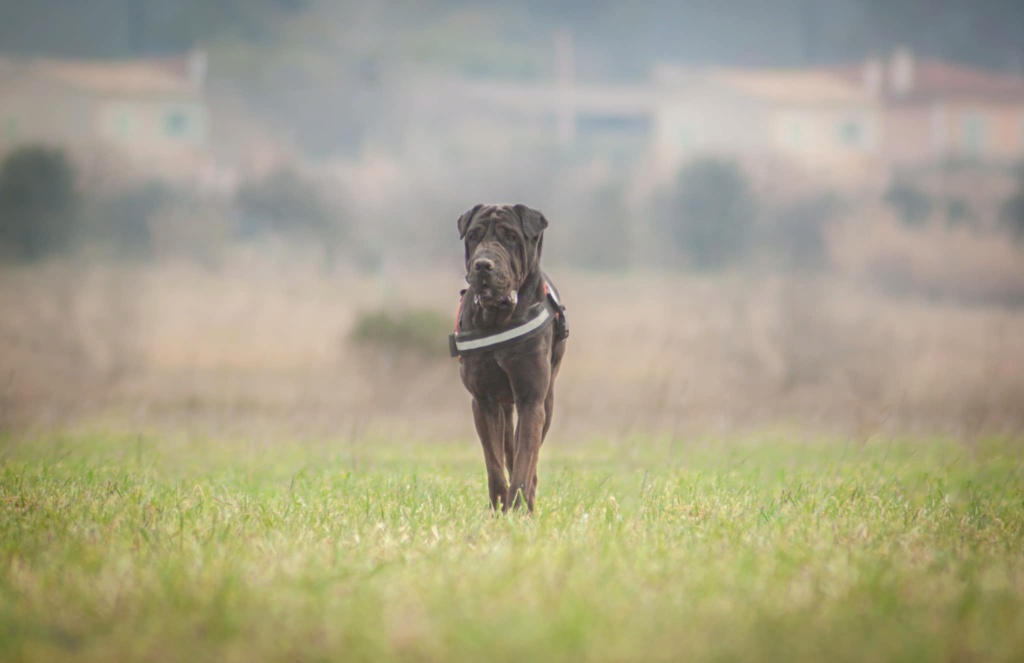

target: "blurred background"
[1,0,1023,441]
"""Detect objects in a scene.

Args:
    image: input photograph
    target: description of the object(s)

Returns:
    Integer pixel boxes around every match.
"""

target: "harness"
[449,275,568,359]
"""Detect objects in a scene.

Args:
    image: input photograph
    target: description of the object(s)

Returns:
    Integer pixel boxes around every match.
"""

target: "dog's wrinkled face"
[458,204,548,328]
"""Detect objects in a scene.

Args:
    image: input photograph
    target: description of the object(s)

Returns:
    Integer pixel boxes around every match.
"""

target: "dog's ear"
[457,204,484,239]
[513,204,549,240]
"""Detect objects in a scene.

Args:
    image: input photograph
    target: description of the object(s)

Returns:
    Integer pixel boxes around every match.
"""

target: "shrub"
[830,215,1024,307]
[661,158,755,269]
[235,167,343,241]
[85,181,176,257]
[0,146,78,260]
[564,185,632,271]
[1002,167,1024,241]
[944,197,974,229]
[349,308,452,359]
[770,192,844,270]
[148,196,235,269]
[883,181,932,227]
[235,167,347,268]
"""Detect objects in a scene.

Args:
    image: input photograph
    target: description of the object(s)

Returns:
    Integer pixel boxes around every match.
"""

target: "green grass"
[2,432,1023,662]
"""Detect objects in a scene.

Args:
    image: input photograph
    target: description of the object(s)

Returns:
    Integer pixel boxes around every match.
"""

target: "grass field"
[2,431,1023,662]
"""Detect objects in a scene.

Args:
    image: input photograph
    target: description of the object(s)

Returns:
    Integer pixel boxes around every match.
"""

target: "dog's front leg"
[502,348,552,513]
[472,398,508,511]
[501,402,515,477]
[507,398,546,512]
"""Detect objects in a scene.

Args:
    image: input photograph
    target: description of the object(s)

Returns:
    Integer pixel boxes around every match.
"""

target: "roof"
[0,53,203,96]
[653,64,873,105]
[463,80,656,115]
[712,68,872,104]
[828,58,1024,103]
[406,74,656,116]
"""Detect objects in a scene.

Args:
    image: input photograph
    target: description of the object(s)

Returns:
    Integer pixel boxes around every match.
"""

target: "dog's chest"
[459,354,514,400]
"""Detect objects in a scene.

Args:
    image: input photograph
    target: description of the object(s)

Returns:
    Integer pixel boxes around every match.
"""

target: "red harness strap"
[454,295,465,361]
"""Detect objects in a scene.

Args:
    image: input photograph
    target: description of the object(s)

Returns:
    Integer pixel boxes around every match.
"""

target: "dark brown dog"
[452,204,567,512]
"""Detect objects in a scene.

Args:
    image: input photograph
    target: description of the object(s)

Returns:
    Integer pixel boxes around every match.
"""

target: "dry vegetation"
[1,242,1022,440]
[830,207,1024,306]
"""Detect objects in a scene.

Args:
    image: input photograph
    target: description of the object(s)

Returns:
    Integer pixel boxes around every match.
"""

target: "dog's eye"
[500,229,516,243]
[468,229,483,242]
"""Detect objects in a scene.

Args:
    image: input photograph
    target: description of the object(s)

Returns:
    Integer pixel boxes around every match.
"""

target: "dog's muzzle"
[468,248,517,309]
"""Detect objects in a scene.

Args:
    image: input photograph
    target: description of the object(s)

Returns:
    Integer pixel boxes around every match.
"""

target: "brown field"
[2,243,1022,442]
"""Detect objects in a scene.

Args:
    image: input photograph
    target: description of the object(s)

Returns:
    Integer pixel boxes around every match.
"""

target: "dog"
[449,204,568,512]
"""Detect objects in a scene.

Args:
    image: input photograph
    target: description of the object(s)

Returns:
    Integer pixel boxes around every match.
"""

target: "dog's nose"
[474,258,494,272]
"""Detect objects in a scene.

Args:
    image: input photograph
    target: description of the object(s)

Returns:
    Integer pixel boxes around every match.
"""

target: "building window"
[576,114,649,135]
[784,118,805,147]
[116,113,132,138]
[839,120,862,146]
[962,113,987,154]
[677,125,692,149]
[164,110,189,137]
[930,104,948,154]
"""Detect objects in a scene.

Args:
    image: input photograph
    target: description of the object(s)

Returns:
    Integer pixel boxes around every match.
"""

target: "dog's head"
[457,203,548,327]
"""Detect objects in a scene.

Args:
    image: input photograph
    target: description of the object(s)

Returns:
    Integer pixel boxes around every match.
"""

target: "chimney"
[889,47,914,96]
[862,55,884,97]
[188,49,207,91]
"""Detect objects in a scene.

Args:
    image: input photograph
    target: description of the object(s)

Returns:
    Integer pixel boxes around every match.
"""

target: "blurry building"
[651,65,881,190]
[0,51,209,179]
[651,51,1024,190]
[396,71,655,170]
[830,49,1024,169]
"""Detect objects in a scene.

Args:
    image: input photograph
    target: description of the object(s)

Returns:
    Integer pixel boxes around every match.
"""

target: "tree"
[1002,167,1024,242]
[0,146,78,260]
[565,185,632,271]
[85,181,178,257]
[662,158,755,270]
[772,191,844,270]
[236,168,338,235]
[883,181,933,228]
[234,166,346,266]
